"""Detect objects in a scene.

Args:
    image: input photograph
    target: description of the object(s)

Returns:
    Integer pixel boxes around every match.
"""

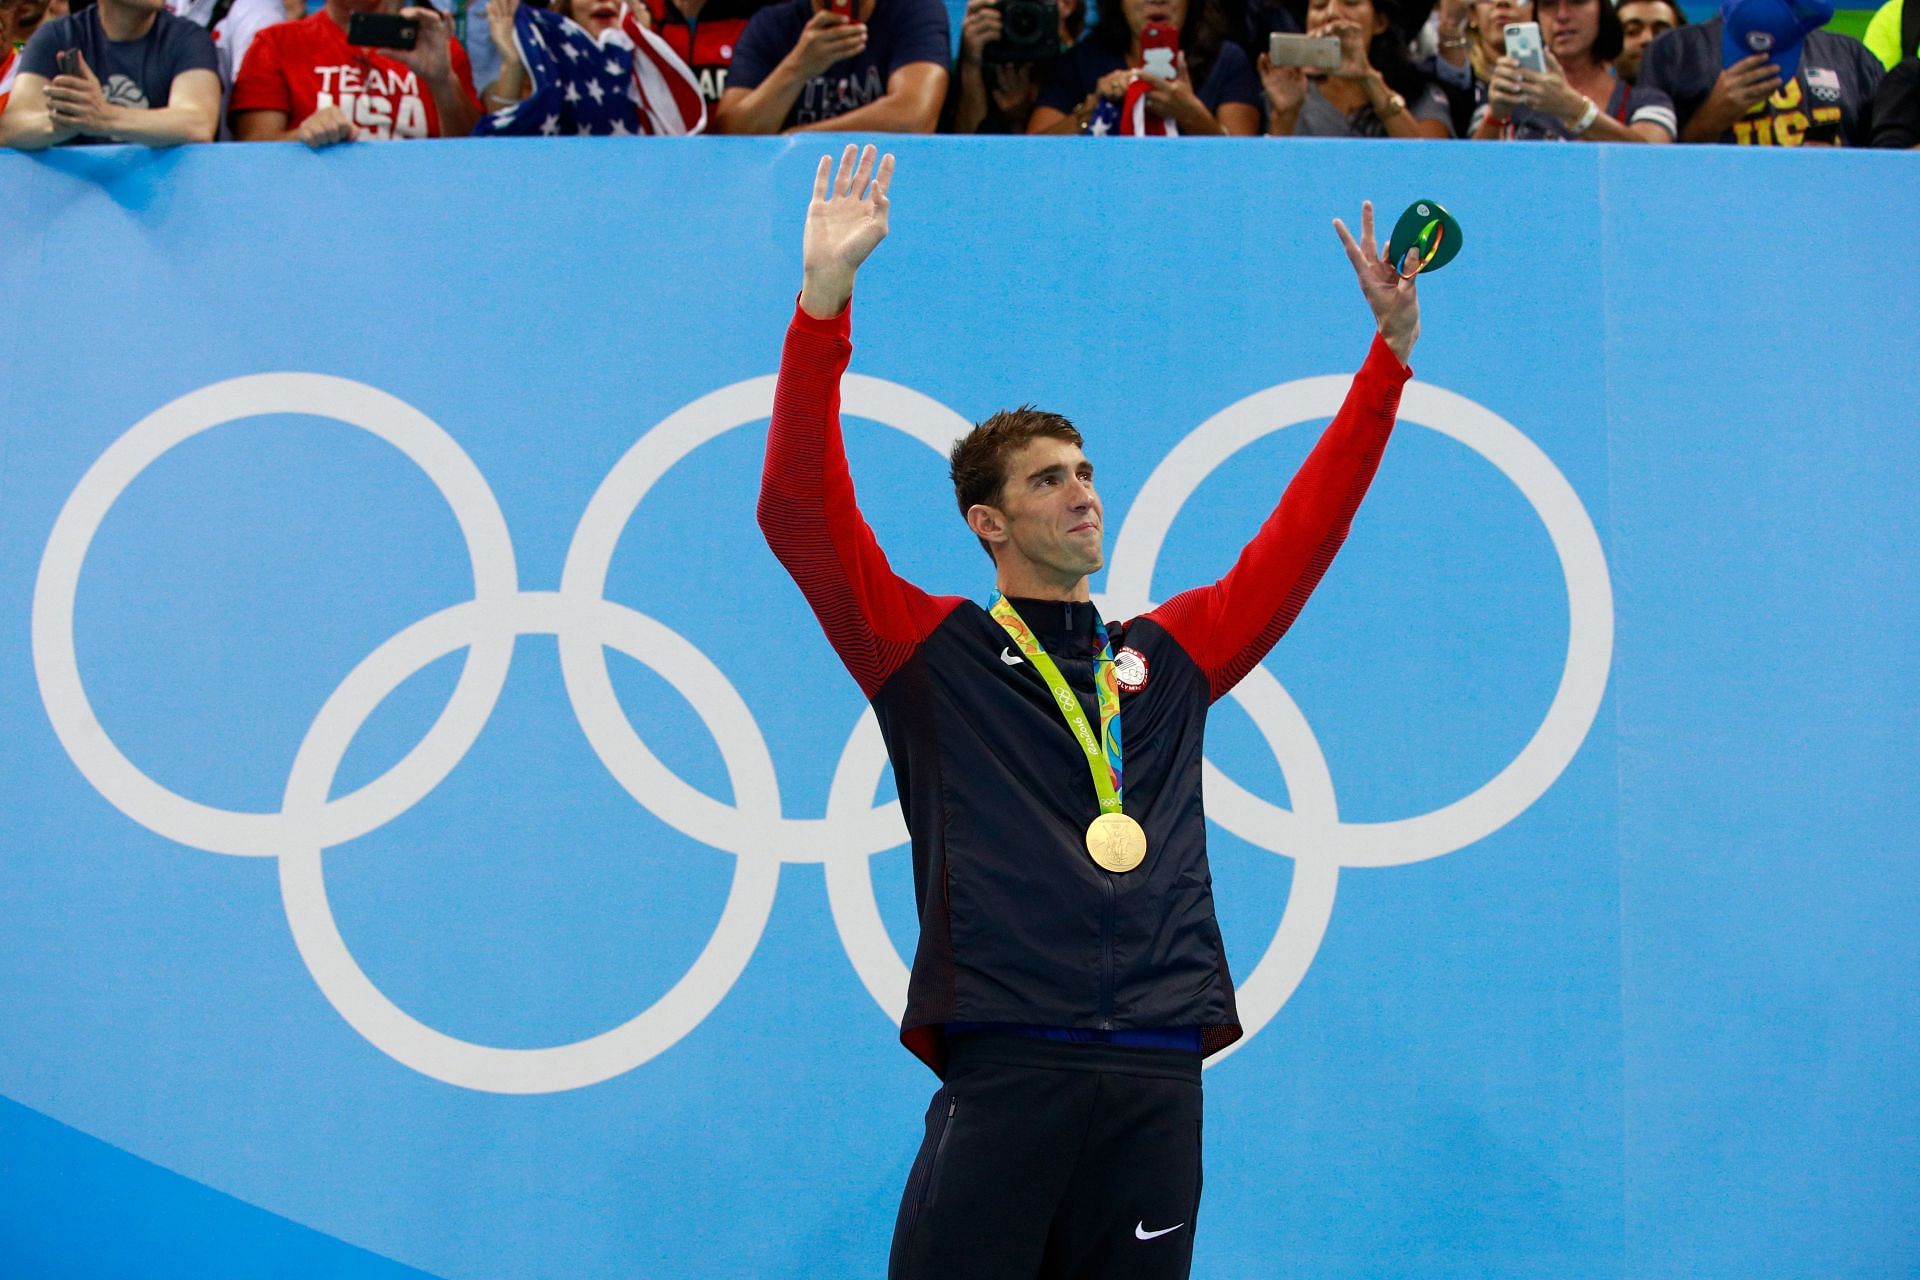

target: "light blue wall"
[0,138,1914,1279]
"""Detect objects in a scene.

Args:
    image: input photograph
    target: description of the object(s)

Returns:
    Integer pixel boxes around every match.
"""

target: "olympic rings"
[31,368,1612,1092]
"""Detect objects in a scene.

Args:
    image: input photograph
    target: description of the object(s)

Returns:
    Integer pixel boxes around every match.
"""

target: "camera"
[984,0,1057,62]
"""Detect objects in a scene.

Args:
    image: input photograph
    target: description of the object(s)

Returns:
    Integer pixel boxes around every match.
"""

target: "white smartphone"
[1504,21,1546,71]
[1268,32,1343,72]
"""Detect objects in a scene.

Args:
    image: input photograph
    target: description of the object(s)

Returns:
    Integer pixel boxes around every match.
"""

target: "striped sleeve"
[757,297,961,698]
[1144,333,1409,703]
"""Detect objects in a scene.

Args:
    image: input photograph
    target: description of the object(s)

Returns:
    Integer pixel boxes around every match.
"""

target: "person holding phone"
[1473,0,1675,139]
[1259,0,1450,136]
[715,0,949,132]
[229,0,481,147]
[1636,0,1882,145]
[0,0,219,148]
[764,143,1420,1280]
[1420,0,1527,134]
[1026,0,1260,135]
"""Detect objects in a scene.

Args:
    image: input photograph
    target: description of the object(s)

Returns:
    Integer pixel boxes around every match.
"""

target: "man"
[715,0,947,131]
[229,0,480,146]
[1615,0,1683,85]
[0,0,219,147]
[1638,0,1882,144]
[759,143,1419,1280]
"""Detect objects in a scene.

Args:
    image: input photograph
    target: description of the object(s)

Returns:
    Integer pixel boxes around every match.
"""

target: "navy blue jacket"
[760,299,1408,1075]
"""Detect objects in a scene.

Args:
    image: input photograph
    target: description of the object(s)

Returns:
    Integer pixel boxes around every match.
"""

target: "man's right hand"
[800,143,894,319]
[959,0,1003,65]
[1692,52,1782,136]
[787,10,868,81]
[298,104,357,148]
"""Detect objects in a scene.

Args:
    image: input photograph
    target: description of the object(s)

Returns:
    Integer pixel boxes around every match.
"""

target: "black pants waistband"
[944,1031,1202,1084]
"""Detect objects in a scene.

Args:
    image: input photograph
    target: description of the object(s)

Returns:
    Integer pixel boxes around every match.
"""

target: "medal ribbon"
[988,593,1124,814]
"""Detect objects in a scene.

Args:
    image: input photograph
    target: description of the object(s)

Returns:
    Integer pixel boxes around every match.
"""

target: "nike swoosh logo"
[999,647,1024,666]
[1135,1222,1185,1241]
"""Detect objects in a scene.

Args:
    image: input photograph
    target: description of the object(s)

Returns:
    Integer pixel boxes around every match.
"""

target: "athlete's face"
[977,436,1104,591]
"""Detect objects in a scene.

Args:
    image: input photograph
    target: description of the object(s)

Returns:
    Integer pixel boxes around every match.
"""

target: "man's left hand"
[1333,199,1420,364]
[45,50,114,136]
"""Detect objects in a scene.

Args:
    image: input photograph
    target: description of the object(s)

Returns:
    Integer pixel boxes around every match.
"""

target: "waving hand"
[1333,200,1421,364]
[800,143,896,320]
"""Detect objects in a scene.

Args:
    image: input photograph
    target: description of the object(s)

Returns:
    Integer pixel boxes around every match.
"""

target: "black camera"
[984,0,1057,62]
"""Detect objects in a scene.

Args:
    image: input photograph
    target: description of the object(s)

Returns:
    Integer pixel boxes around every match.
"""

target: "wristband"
[1572,97,1599,133]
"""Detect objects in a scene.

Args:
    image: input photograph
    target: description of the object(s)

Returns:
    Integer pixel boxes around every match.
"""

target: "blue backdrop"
[0,137,1915,1280]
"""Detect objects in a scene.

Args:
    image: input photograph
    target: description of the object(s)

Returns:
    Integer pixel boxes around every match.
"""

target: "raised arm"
[758,145,959,697]
[1146,201,1420,701]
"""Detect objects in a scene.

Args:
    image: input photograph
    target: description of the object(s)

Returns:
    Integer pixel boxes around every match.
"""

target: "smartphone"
[347,11,422,50]
[824,0,854,17]
[1268,32,1342,71]
[1140,21,1178,79]
[55,48,79,77]
[1504,21,1545,72]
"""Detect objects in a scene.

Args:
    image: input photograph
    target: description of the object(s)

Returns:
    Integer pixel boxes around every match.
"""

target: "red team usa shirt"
[230,11,479,139]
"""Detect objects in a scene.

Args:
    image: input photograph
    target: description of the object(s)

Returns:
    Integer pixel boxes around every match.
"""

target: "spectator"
[1638,0,1883,144]
[1473,0,1674,139]
[1615,0,1681,84]
[481,0,621,109]
[1259,0,1451,136]
[640,0,778,108]
[1425,0,1527,135]
[945,0,1079,132]
[715,0,948,132]
[1027,0,1261,135]
[1,0,219,147]
[229,0,481,146]
[168,0,303,88]
[1870,53,1918,142]
[946,0,1082,133]
[1862,0,1914,70]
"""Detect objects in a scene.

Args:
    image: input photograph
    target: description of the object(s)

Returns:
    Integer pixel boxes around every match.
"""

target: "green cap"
[1386,199,1462,276]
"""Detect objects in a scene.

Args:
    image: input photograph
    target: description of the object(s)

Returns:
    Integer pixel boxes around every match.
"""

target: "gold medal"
[1085,812,1148,874]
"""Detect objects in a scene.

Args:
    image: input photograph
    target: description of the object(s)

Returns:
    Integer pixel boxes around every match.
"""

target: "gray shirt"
[1292,77,1453,136]
[20,6,218,144]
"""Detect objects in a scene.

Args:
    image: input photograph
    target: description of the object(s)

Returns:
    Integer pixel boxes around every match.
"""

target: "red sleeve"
[757,297,962,698]
[228,23,293,117]
[449,37,479,112]
[1146,333,1411,702]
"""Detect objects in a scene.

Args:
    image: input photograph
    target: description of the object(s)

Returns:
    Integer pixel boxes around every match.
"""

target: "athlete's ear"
[965,503,1009,546]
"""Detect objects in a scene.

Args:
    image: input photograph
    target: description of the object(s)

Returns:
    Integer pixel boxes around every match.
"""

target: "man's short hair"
[949,406,1083,558]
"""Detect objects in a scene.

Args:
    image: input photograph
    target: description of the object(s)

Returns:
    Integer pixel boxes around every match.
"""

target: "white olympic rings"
[31,367,1612,1092]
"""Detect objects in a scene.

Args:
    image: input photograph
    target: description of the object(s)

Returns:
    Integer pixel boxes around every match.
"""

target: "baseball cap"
[1720,0,1835,82]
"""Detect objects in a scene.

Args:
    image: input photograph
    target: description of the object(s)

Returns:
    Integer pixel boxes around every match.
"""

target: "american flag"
[474,4,706,138]
[1085,78,1178,137]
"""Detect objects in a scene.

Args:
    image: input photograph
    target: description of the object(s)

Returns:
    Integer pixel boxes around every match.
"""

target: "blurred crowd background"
[2,0,1913,150]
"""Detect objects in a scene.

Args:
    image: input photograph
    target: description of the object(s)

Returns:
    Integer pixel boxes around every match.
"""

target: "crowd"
[1,0,1914,147]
